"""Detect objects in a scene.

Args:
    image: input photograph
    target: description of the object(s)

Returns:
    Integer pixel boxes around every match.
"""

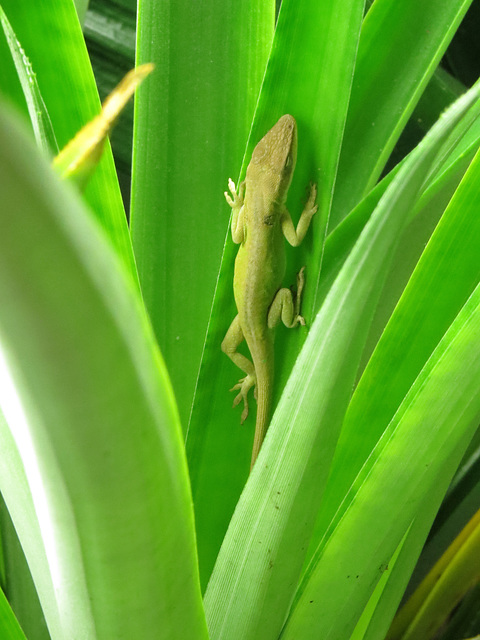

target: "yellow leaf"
[53,63,154,188]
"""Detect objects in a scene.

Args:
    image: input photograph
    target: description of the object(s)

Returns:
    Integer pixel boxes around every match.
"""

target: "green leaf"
[203,47,480,640]
[355,433,473,640]
[385,67,465,173]
[289,99,480,637]
[0,5,57,155]
[187,0,365,590]
[283,101,480,640]
[284,280,480,638]
[444,2,480,87]
[420,433,480,579]
[0,501,50,640]
[314,99,480,385]
[0,103,207,640]
[0,586,26,640]
[331,0,474,227]
[317,111,480,317]
[130,0,273,431]
[0,410,60,639]
[314,115,480,570]
[387,508,480,640]
[0,1,136,280]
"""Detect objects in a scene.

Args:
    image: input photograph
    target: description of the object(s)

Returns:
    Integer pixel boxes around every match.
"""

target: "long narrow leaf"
[331,0,473,227]
[0,104,208,640]
[0,6,57,155]
[312,126,480,569]
[0,507,50,640]
[317,109,480,318]
[187,0,365,589]
[0,408,57,640]
[0,586,26,640]
[54,64,153,188]
[357,429,475,640]
[0,0,135,279]
[284,282,480,638]
[204,64,480,640]
[388,509,480,640]
[130,0,273,431]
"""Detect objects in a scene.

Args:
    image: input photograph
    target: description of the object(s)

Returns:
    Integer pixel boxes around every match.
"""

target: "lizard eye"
[285,154,293,168]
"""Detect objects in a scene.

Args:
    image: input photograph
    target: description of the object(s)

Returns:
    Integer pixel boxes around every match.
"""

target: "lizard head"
[247,114,298,202]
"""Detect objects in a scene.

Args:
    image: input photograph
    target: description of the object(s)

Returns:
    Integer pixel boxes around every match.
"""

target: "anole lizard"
[222,114,317,469]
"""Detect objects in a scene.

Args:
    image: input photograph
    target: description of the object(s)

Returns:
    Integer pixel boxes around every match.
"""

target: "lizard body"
[222,114,317,469]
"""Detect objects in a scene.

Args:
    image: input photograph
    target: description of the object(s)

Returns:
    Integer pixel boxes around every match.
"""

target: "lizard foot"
[230,374,256,423]
[293,266,306,325]
[224,178,245,209]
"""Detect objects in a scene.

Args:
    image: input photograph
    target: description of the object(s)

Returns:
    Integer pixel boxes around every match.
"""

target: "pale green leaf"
[0,103,207,640]
[285,282,480,638]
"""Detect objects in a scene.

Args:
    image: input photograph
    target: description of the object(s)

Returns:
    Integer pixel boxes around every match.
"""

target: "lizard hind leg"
[268,267,307,330]
[221,315,257,423]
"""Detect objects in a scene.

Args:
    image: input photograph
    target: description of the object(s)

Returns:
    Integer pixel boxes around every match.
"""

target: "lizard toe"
[240,404,249,424]
[232,392,243,408]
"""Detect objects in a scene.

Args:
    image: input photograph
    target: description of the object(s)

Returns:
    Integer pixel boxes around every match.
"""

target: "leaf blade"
[187,0,365,590]
[0,103,208,640]
[0,0,136,279]
[331,0,474,227]
[285,282,480,638]
[203,58,480,640]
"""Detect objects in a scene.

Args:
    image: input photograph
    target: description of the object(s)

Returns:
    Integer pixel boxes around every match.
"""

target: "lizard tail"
[250,354,273,470]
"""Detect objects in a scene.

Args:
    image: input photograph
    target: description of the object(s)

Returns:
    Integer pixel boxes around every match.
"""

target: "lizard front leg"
[225,179,246,244]
[267,267,307,329]
[221,315,256,423]
[281,183,318,246]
